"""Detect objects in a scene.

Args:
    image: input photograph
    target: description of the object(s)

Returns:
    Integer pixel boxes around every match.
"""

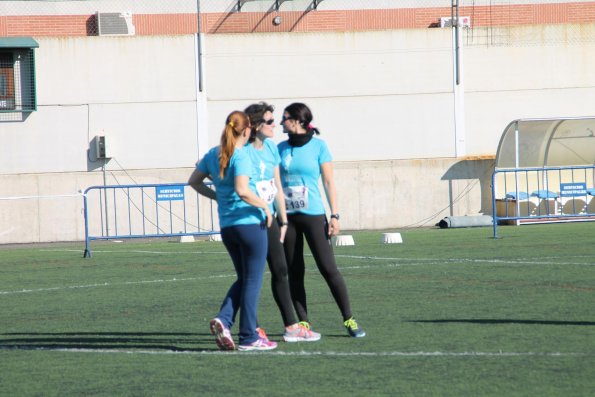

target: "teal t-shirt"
[245,139,281,213]
[197,146,264,228]
[277,137,332,215]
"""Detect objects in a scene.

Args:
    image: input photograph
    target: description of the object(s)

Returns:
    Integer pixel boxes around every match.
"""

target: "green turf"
[1,223,594,396]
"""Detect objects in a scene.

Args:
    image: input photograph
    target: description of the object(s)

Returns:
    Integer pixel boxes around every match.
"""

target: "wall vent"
[97,12,135,36]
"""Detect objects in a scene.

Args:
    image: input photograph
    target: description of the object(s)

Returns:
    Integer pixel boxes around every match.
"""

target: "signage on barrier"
[560,182,587,197]
[156,185,185,201]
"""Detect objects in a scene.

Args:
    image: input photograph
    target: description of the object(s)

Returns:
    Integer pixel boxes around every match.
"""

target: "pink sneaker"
[210,318,235,351]
[256,327,269,341]
[238,337,277,351]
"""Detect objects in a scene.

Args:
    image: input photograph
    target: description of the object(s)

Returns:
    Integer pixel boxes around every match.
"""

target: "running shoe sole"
[237,339,277,351]
[210,318,235,350]
[283,333,322,342]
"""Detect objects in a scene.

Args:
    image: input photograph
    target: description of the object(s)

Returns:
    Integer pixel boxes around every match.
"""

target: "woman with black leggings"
[244,102,320,342]
[278,102,366,338]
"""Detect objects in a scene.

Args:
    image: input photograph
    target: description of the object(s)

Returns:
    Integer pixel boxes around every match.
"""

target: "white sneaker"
[210,318,235,350]
[283,323,322,342]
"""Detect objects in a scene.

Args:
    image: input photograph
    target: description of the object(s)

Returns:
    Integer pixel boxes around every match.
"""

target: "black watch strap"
[330,213,340,220]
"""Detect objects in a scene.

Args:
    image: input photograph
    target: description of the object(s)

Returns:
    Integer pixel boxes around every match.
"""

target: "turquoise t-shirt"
[245,139,281,213]
[197,146,264,228]
[277,137,332,215]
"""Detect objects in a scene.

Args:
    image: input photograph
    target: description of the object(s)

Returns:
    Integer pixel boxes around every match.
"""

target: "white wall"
[2,24,595,244]
[1,36,201,175]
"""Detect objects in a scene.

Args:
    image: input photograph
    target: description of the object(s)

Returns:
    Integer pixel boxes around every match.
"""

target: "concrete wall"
[2,24,595,244]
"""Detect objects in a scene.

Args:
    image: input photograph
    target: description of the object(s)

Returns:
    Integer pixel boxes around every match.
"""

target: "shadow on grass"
[411,319,595,326]
[0,332,219,352]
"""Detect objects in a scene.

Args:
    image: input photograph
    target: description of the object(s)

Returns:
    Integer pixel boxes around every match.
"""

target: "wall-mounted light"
[273,16,282,25]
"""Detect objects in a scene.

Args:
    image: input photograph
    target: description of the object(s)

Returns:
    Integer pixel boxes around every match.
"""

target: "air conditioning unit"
[440,16,471,28]
[97,12,135,36]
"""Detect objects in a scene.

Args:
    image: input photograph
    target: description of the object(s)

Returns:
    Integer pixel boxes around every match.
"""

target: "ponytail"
[284,102,320,134]
[218,111,250,179]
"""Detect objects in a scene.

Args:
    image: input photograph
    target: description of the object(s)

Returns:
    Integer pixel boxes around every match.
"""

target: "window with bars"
[0,38,38,114]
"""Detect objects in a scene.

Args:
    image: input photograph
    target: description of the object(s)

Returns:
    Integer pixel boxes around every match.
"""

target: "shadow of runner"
[0,331,219,352]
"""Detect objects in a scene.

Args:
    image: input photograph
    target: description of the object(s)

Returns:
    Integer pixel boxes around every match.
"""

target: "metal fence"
[491,165,595,237]
[83,182,218,257]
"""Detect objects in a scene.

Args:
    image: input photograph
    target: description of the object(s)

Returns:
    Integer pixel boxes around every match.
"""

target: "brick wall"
[0,3,594,37]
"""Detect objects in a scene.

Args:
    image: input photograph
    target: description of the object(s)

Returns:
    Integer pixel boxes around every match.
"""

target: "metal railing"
[83,182,218,257]
[491,165,595,238]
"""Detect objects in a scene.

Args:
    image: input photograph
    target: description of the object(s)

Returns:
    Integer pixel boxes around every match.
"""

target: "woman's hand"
[265,208,273,228]
[279,222,288,243]
[328,217,340,237]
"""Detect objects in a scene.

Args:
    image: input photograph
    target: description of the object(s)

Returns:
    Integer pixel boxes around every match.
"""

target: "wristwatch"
[330,213,340,220]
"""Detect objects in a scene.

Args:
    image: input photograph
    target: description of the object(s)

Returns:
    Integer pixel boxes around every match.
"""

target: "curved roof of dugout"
[495,117,595,169]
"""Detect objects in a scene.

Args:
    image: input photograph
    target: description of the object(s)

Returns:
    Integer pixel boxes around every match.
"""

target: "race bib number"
[284,186,309,211]
[256,179,277,204]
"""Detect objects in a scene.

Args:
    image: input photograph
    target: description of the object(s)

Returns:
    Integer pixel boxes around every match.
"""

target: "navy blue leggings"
[218,223,268,345]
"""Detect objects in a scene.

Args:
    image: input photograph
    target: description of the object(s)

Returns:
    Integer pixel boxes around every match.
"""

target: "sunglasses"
[281,116,294,123]
[263,119,275,125]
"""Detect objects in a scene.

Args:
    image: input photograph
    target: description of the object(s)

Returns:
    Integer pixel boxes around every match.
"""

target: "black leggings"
[266,221,298,327]
[283,213,352,322]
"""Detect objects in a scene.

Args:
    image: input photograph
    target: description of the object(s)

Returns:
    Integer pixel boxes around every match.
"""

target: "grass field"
[1,223,594,396]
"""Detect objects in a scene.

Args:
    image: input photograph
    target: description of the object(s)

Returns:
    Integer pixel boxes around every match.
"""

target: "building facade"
[1,0,595,243]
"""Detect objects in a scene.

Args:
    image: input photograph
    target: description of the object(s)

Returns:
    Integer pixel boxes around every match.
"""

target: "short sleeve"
[196,152,210,174]
[231,148,253,177]
[318,140,332,165]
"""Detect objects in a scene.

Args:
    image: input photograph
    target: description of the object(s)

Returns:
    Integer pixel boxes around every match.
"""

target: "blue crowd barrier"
[83,182,218,257]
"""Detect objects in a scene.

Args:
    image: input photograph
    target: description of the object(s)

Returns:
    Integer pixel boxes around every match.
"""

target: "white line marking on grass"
[40,249,229,255]
[39,249,595,266]
[334,255,595,266]
[1,346,592,357]
[0,261,418,295]
[0,274,235,295]
[2,256,592,296]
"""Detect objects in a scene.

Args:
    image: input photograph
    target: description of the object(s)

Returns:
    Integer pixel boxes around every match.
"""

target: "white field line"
[0,346,592,357]
[0,274,235,295]
[333,255,595,266]
[40,249,230,255]
[40,249,595,266]
[3,252,592,296]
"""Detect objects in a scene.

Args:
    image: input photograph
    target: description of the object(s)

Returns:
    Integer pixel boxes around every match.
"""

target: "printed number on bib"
[256,179,277,204]
[284,186,309,211]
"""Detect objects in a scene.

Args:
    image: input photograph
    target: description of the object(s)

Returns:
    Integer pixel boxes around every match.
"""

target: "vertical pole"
[514,121,521,224]
[83,189,92,257]
[102,162,110,236]
[195,0,209,160]
[452,0,466,157]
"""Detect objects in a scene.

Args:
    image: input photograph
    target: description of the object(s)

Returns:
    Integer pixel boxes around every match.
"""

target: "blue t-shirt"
[197,146,264,228]
[277,137,332,215]
[245,139,281,213]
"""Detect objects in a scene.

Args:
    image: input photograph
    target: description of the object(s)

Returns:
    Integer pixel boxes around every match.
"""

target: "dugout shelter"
[492,117,595,233]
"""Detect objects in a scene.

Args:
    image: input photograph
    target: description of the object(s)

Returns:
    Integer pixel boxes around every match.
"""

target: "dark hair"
[219,111,250,178]
[284,102,320,134]
[244,102,275,142]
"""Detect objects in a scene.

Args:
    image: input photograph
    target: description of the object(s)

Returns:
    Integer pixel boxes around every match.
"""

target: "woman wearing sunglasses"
[244,102,321,343]
[188,110,276,351]
[278,102,366,338]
